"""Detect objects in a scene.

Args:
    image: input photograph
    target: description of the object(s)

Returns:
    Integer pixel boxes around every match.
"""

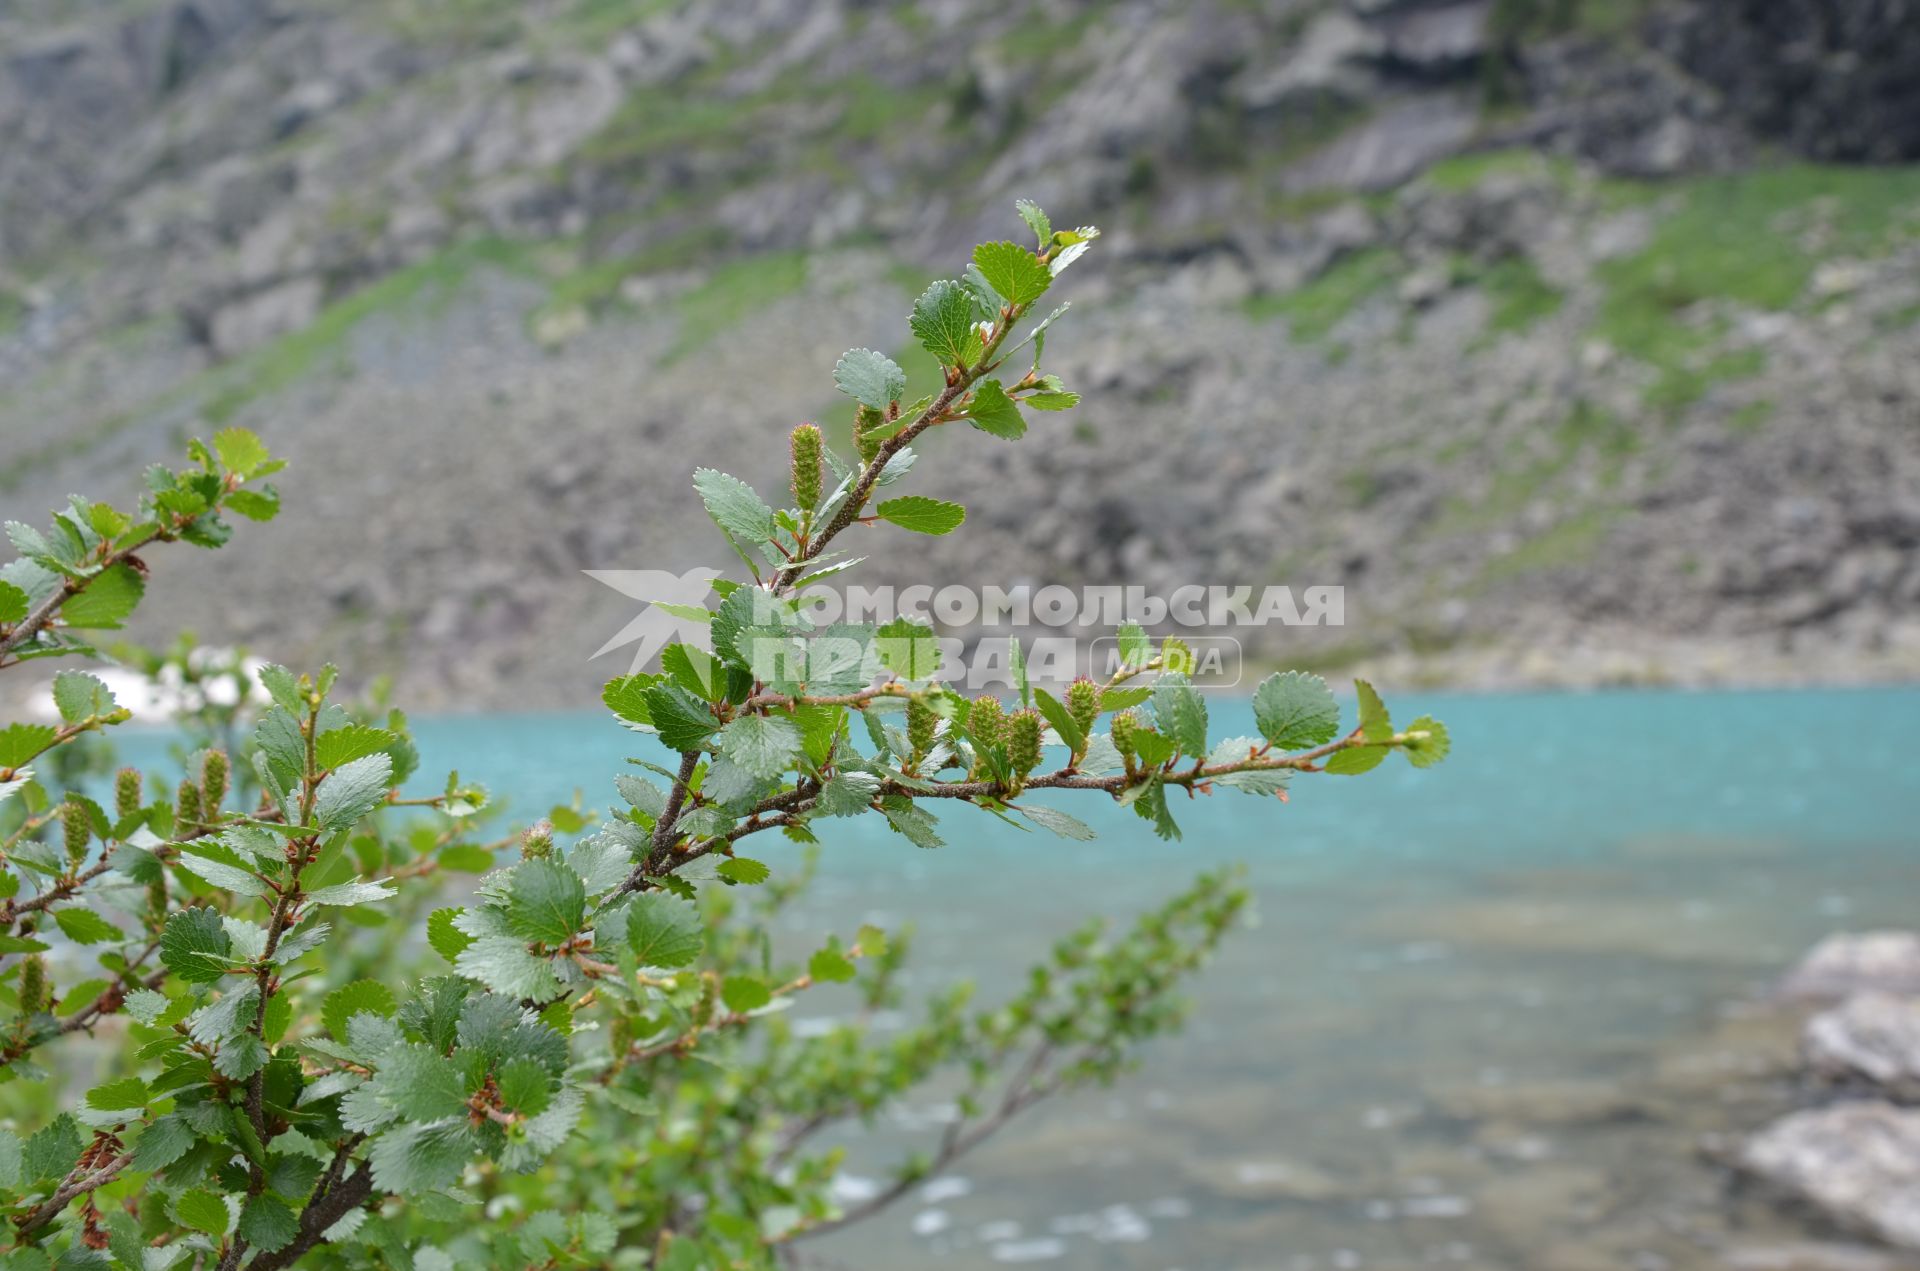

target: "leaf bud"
[201,749,229,815]
[790,423,823,512]
[967,695,1006,750]
[1065,677,1101,737]
[1006,709,1042,778]
[114,768,143,821]
[61,799,90,867]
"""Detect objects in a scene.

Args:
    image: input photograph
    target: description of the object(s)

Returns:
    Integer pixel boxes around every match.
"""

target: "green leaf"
[643,683,718,753]
[176,846,269,899]
[855,924,887,958]
[880,798,943,848]
[427,908,472,963]
[86,1077,150,1112]
[51,670,117,723]
[23,1114,80,1182]
[0,722,56,768]
[808,945,856,983]
[1116,622,1151,670]
[1152,673,1209,756]
[972,241,1052,307]
[239,1195,298,1253]
[875,496,966,535]
[160,907,232,985]
[692,468,775,549]
[59,563,144,629]
[603,674,656,726]
[1015,804,1097,840]
[1326,744,1389,775]
[1026,389,1080,411]
[873,617,939,680]
[716,713,801,781]
[615,774,667,819]
[316,724,398,770]
[1252,671,1341,750]
[909,279,981,368]
[367,1120,475,1195]
[833,348,908,410]
[965,378,1026,440]
[1354,679,1393,742]
[53,908,122,945]
[505,859,586,946]
[0,581,26,625]
[715,856,770,885]
[815,771,879,817]
[224,488,280,521]
[374,1042,467,1121]
[324,980,397,1040]
[314,752,393,831]
[214,428,270,479]
[130,1115,194,1173]
[496,1057,552,1118]
[721,976,771,1013]
[623,893,704,969]
[1403,715,1451,768]
[438,843,495,873]
[175,1189,230,1239]
[307,878,396,908]
[1015,199,1052,251]
[1031,687,1084,755]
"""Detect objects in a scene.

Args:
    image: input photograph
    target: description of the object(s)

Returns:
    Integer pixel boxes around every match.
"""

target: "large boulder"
[1741,1103,1920,1249]
[1660,0,1920,162]
[1806,995,1920,1101]
[1778,934,1920,1004]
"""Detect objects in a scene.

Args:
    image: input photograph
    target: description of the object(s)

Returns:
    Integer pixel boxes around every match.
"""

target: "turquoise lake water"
[110,688,1920,1268]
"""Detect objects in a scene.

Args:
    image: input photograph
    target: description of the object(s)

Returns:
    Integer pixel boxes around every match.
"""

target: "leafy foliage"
[0,206,1450,1268]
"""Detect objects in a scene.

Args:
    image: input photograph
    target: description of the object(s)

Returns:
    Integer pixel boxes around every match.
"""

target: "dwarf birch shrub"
[0,204,1448,1268]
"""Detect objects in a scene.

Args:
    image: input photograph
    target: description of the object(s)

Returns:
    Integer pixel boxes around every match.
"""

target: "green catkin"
[1006,709,1042,778]
[968,695,1007,750]
[175,779,202,830]
[147,874,167,918]
[1110,710,1140,762]
[201,749,229,814]
[1066,677,1101,737]
[61,799,90,867]
[113,768,143,821]
[521,819,555,861]
[855,405,886,463]
[19,955,47,1016]
[906,698,936,761]
[790,424,823,512]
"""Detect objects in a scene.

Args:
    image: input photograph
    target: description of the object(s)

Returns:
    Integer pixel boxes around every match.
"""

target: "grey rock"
[208,275,323,357]
[1741,1103,1920,1250]
[1780,935,1920,1004]
[1807,994,1920,1101]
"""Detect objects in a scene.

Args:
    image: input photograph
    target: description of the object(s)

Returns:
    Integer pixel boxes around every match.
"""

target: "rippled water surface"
[119,687,1920,1268]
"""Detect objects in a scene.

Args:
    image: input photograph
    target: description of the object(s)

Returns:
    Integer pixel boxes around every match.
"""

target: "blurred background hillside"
[4,0,1919,709]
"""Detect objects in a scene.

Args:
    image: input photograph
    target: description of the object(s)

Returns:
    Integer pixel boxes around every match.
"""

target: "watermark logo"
[583,568,722,674]
[586,573,1342,689]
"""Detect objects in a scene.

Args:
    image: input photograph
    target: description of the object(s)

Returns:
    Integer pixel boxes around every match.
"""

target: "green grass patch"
[204,237,540,422]
[1475,256,1565,338]
[1425,148,1576,194]
[1434,398,1635,535]
[1245,248,1401,342]
[1593,163,1920,411]
[668,251,809,360]
[1729,399,1775,431]
[1482,505,1621,580]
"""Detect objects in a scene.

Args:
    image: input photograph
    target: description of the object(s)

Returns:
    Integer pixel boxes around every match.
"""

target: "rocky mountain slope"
[3,0,1919,708]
